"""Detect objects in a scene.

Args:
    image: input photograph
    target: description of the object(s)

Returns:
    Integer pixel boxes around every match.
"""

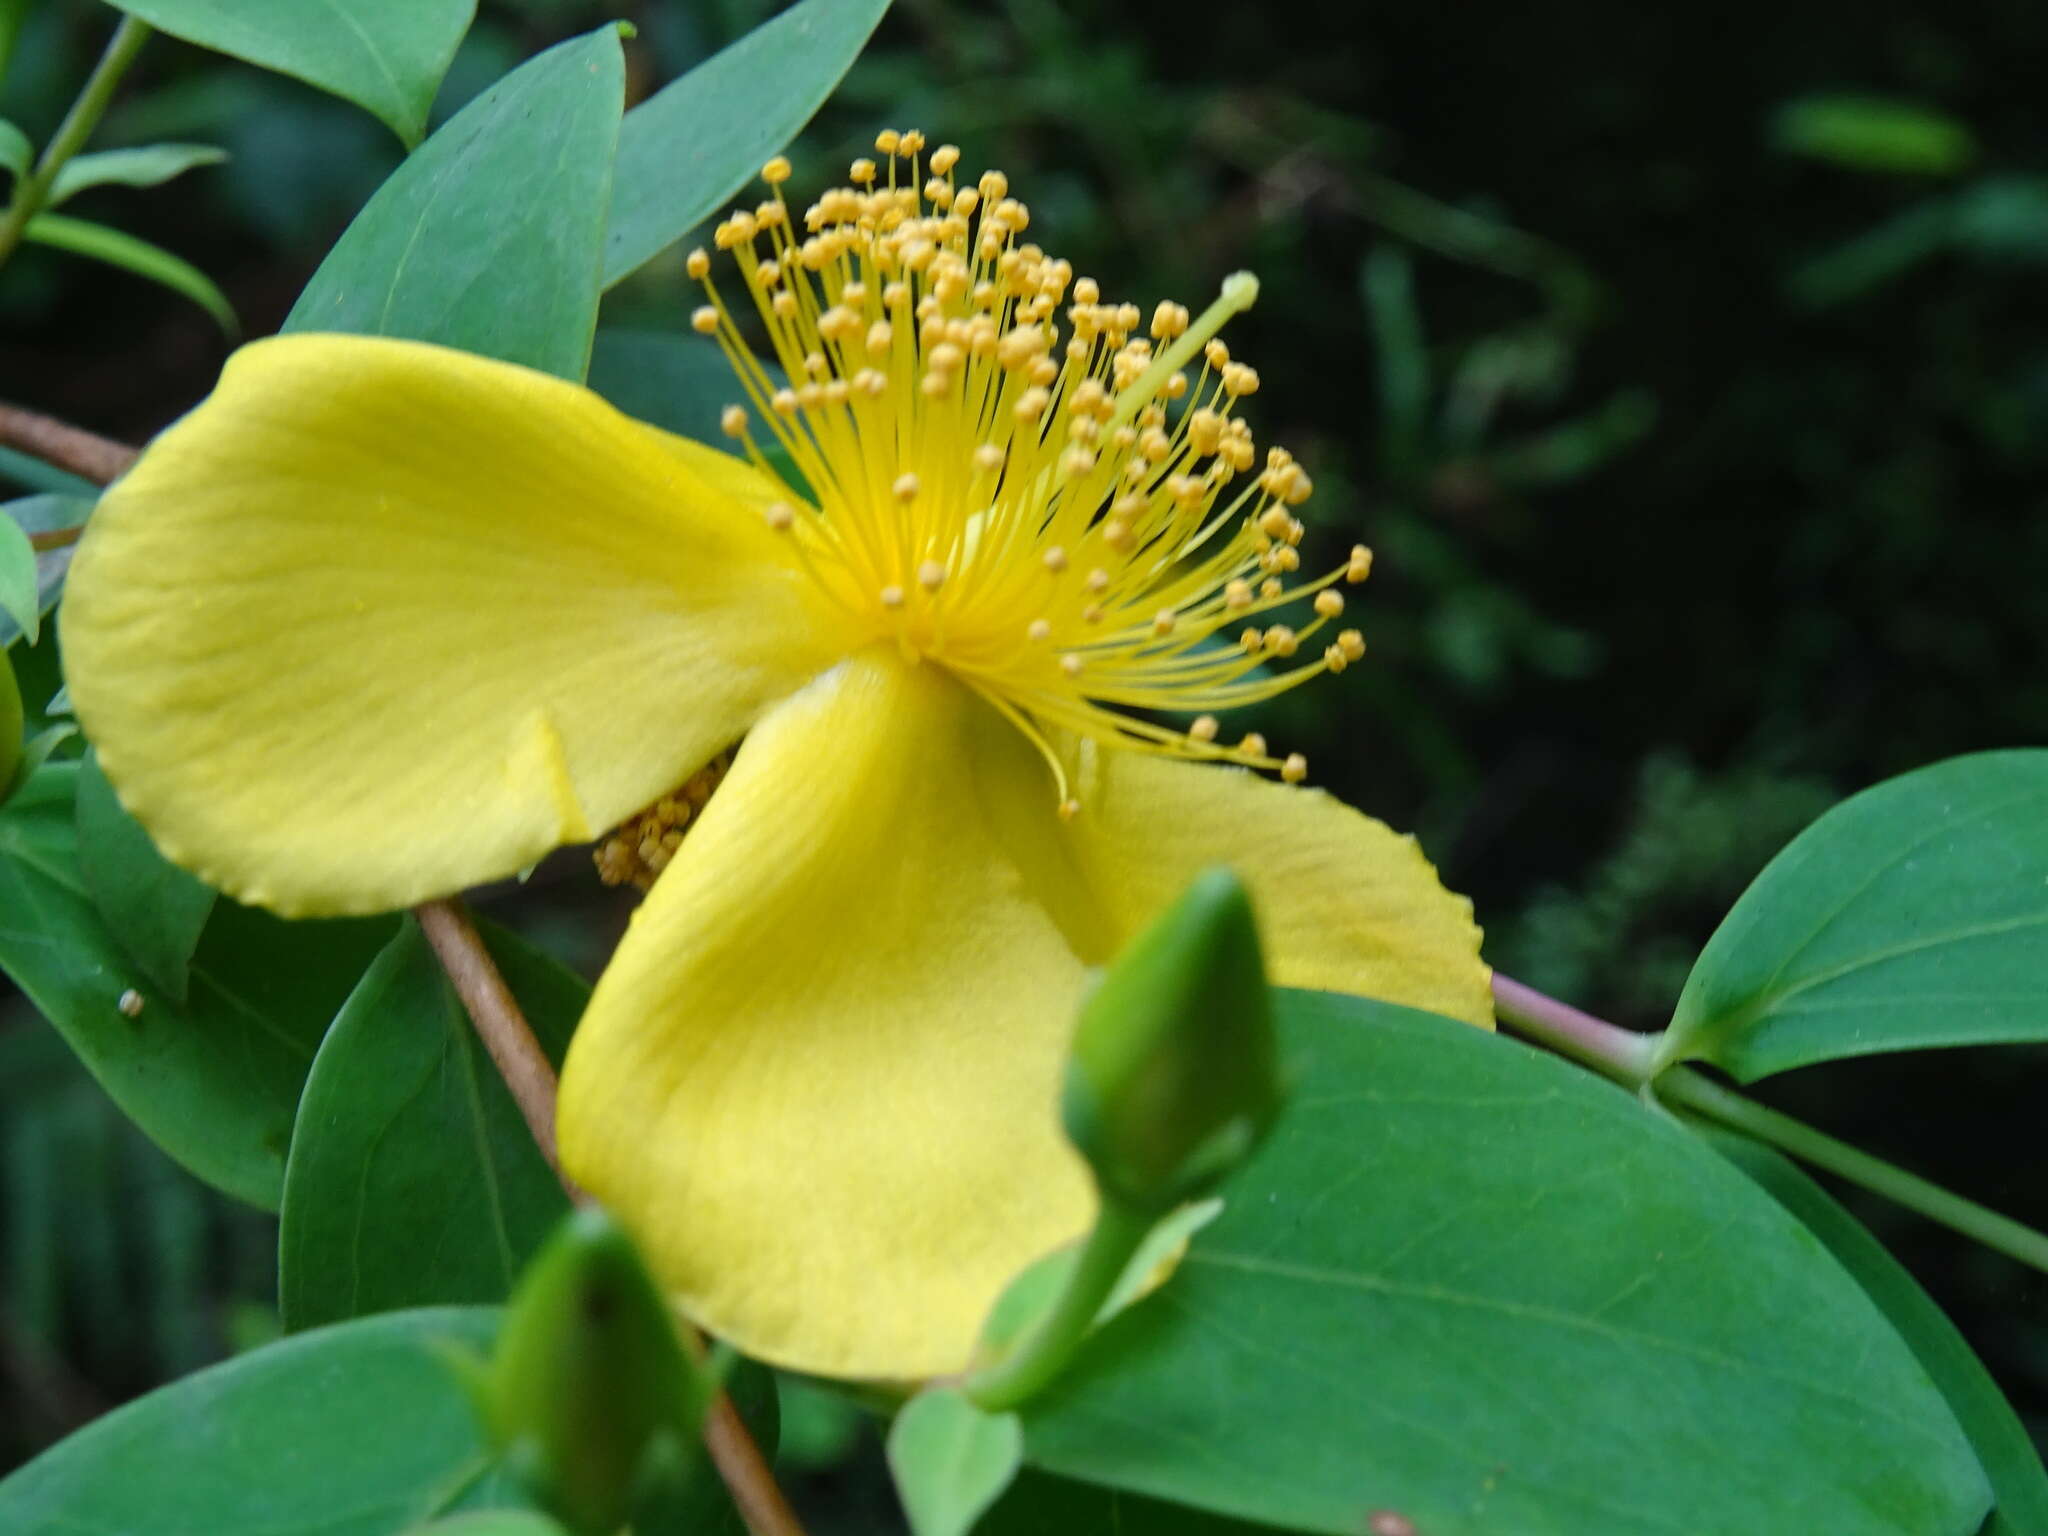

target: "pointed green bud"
[1,649,22,801]
[1062,866,1282,1213]
[478,1207,709,1536]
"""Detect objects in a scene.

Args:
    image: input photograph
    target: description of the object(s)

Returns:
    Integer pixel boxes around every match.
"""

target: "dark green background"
[3,0,2044,1521]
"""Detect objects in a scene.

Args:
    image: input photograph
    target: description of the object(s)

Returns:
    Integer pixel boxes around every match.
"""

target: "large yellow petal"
[62,334,853,915]
[558,648,1098,1381]
[1066,743,1494,1028]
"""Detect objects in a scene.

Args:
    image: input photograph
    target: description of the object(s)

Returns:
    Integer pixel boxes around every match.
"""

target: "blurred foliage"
[6,0,2048,1506]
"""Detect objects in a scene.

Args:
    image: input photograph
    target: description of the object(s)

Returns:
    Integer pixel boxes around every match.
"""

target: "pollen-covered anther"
[763,502,796,531]
[686,248,710,279]
[1347,544,1374,583]
[893,473,921,503]
[1152,609,1177,636]
[1240,732,1268,759]
[594,752,734,891]
[720,405,748,438]
[1281,753,1309,784]
[1057,798,1081,822]
[1264,625,1299,658]
[691,306,719,334]
[1084,568,1109,594]
[1189,714,1219,743]
[1314,590,1345,618]
[761,155,793,184]
[917,560,948,592]
[879,584,906,609]
[1060,654,1085,678]
[1042,546,1068,573]
[1337,629,1367,661]
[1026,619,1052,643]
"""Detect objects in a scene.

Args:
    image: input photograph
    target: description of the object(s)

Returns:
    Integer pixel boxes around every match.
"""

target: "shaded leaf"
[0,763,396,1208]
[888,1388,1024,1536]
[48,142,226,205]
[108,0,475,147]
[0,513,35,644]
[0,118,29,180]
[982,1471,1280,1535]
[1020,992,1989,1536]
[1708,1133,2048,1536]
[1773,94,1977,177]
[279,918,585,1330]
[74,749,215,1001]
[1662,750,2048,1080]
[603,0,891,287]
[0,1306,537,1533]
[285,26,622,380]
[586,328,746,441]
[23,212,236,334]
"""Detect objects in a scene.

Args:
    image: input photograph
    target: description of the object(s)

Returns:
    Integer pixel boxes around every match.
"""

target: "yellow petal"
[1066,744,1494,1028]
[61,334,853,915]
[559,648,1098,1381]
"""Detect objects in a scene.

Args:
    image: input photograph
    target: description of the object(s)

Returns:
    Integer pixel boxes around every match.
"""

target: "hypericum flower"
[62,134,1491,1380]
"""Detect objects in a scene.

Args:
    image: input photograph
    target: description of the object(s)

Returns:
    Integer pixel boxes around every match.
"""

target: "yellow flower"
[61,136,1491,1381]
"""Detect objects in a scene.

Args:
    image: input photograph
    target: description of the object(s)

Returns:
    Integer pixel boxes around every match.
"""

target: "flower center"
[689,131,1370,811]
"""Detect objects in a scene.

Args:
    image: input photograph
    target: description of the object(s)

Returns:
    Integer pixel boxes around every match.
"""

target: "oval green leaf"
[982,1472,1279,1535]
[0,511,35,643]
[0,1306,531,1533]
[1707,1132,2048,1536]
[280,917,586,1330]
[1020,992,1990,1536]
[108,0,475,147]
[75,748,216,1001]
[286,26,623,381]
[1,494,92,649]
[48,142,227,206]
[0,763,395,1208]
[1662,750,2048,1080]
[888,1388,1024,1536]
[602,0,892,288]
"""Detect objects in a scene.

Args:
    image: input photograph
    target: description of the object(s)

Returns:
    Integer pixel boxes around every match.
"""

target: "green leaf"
[1773,94,1978,177]
[107,0,475,147]
[1,494,93,649]
[1662,750,2048,1080]
[602,0,892,287]
[1708,1133,2048,1536]
[280,918,584,1330]
[586,327,749,441]
[23,212,236,334]
[888,1388,1024,1536]
[982,1472,1279,1535]
[75,749,215,1001]
[0,511,35,643]
[0,763,396,1208]
[0,1306,537,1533]
[0,118,29,181]
[48,142,227,205]
[409,1516,569,1536]
[1020,992,1990,1536]
[1,650,19,799]
[285,26,623,381]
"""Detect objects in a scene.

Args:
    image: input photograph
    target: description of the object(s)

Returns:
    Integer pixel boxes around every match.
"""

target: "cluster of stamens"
[593,753,732,888]
[688,131,1372,814]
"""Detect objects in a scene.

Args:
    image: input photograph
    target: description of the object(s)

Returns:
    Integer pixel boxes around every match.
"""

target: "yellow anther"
[1258,506,1293,539]
[720,405,748,437]
[771,388,800,415]
[1225,579,1253,610]
[978,169,1009,201]
[1323,643,1347,673]
[850,157,877,184]
[1058,798,1081,821]
[764,502,796,531]
[762,155,793,184]
[893,473,921,503]
[1347,544,1374,583]
[1026,618,1053,642]
[879,584,906,609]
[1265,625,1299,658]
[1281,753,1308,784]
[1150,301,1189,339]
[1060,653,1085,678]
[900,129,926,155]
[1240,732,1268,758]
[931,144,960,174]
[691,306,720,334]
[1060,446,1096,479]
[875,129,901,155]
[1015,386,1051,423]
[1222,362,1261,396]
[1073,277,1101,305]
[686,248,710,279]
[1239,628,1262,652]
[917,560,948,592]
[1153,609,1177,635]
[1084,568,1110,593]
[1260,577,1283,599]
[1042,546,1068,573]
[866,319,894,357]
[973,443,1005,473]
[1314,589,1345,618]
[1190,714,1219,743]
[1083,604,1106,625]
[1337,629,1366,661]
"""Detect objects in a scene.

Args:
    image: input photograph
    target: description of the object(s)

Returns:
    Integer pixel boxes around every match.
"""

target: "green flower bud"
[1062,866,1282,1213]
[473,1207,709,1536]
